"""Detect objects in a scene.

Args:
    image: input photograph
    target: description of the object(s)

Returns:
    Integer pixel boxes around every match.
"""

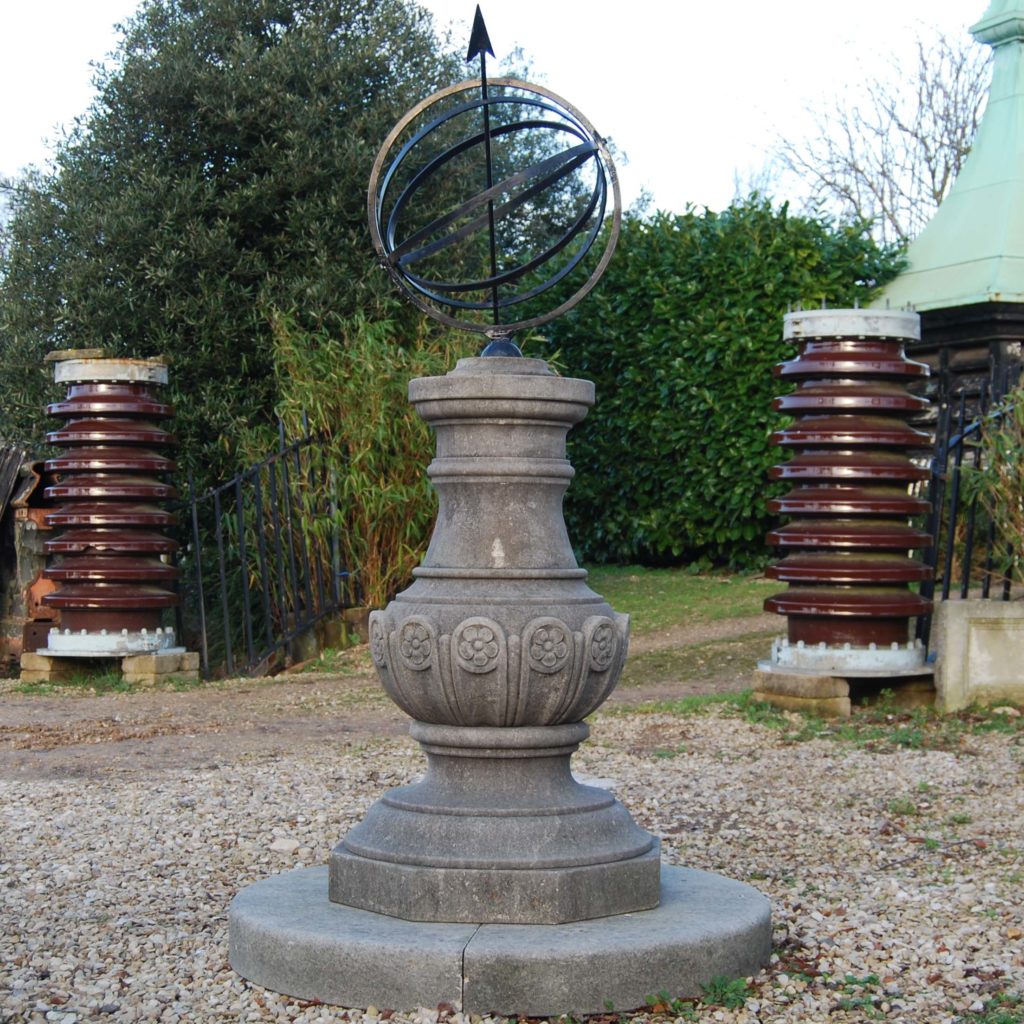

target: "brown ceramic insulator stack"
[41,358,179,639]
[764,309,933,656]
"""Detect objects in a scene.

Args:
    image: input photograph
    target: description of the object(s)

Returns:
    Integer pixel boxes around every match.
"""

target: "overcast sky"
[1,0,989,213]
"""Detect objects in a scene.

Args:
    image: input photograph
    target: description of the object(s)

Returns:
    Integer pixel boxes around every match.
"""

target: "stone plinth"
[934,599,1024,711]
[330,722,659,923]
[752,668,853,718]
[753,663,937,718]
[230,865,771,1016]
[19,648,199,687]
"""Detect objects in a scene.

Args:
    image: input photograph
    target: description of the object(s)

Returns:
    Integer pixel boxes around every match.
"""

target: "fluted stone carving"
[370,611,627,726]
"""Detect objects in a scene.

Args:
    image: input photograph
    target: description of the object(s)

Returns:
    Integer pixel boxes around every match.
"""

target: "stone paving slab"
[229,866,474,1011]
[464,865,770,1015]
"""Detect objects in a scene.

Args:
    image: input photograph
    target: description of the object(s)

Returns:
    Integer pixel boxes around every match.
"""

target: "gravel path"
[2,697,1022,1024]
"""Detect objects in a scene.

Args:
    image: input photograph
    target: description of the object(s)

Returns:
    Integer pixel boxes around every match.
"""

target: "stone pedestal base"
[330,721,659,923]
[229,865,771,1016]
[933,600,1024,711]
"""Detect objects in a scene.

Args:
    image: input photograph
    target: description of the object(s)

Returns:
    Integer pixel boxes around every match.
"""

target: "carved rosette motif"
[398,619,434,670]
[588,622,613,669]
[453,617,503,674]
[369,614,388,669]
[368,609,629,727]
[528,619,572,673]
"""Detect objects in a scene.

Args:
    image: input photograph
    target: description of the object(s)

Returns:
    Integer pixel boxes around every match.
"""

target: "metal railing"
[173,419,355,677]
[918,382,1017,647]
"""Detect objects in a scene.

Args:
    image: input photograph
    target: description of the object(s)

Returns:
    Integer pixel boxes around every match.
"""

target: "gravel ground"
[2,704,1022,1023]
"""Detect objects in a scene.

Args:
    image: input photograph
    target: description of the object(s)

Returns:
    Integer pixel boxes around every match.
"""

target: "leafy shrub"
[239,310,473,608]
[537,197,903,566]
[963,382,1024,586]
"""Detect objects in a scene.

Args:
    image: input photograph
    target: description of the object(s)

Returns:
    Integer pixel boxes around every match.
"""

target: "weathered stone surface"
[19,667,79,683]
[330,843,661,926]
[465,865,772,1015]
[330,358,658,925]
[19,653,79,682]
[753,668,850,698]
[934,599,1024,711]
[122,669,199,687]
[20,649,199,686]
[336,607,371,644]
[753,690,852,718]
[369,358,624,730]
[229,867,473,1011]
[20,652,62,672]
[232,357,766,1014]
[229,865,771,1015]
[867,678,935,710]
[370,607,629,728]
[121,651,184,674]
[329,721,659,923]
[756,668,936,714]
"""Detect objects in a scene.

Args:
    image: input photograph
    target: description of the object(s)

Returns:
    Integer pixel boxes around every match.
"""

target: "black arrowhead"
[466,5,494,62]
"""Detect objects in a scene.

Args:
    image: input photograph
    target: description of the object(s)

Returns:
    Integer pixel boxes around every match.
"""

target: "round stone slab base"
[229,865,771,1016]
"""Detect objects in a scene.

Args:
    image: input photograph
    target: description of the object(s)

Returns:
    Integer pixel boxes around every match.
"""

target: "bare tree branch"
[775,29,990,246]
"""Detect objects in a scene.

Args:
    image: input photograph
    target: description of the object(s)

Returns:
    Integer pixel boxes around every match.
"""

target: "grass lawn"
[586,564,777,637]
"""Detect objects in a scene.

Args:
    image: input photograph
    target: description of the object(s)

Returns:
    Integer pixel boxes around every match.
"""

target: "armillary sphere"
[368,16,620,355]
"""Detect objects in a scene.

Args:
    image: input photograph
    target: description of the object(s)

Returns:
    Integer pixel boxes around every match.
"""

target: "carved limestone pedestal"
[230,357,770,1011]
[330,357,657,923]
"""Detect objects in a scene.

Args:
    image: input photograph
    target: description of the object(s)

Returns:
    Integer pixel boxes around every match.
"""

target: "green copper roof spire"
[878,1,1024,310]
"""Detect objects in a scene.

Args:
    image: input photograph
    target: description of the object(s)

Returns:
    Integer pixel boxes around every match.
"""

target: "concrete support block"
[754,667,937,716]
[753,669,850,699]
[20,668,78,684]
[341,607,371,644]
[122,669,199,687]
[934,600,1024,712]
[753,668,851,718]
[19,653,79,682]
[21,651,64,672]
[119,650,199,685]
[753,689,852,718]
[19,649,200,687]
[121,651,184,674]
[862,678,936,710]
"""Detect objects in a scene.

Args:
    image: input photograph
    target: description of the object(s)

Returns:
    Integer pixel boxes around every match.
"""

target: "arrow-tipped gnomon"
[467,6,502,328]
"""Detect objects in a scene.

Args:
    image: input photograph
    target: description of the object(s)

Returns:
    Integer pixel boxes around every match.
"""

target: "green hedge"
[538,198,903,566]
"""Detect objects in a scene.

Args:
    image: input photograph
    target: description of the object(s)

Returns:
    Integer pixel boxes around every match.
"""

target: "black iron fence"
[918,381,1018,647]
[172,419,355,677]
